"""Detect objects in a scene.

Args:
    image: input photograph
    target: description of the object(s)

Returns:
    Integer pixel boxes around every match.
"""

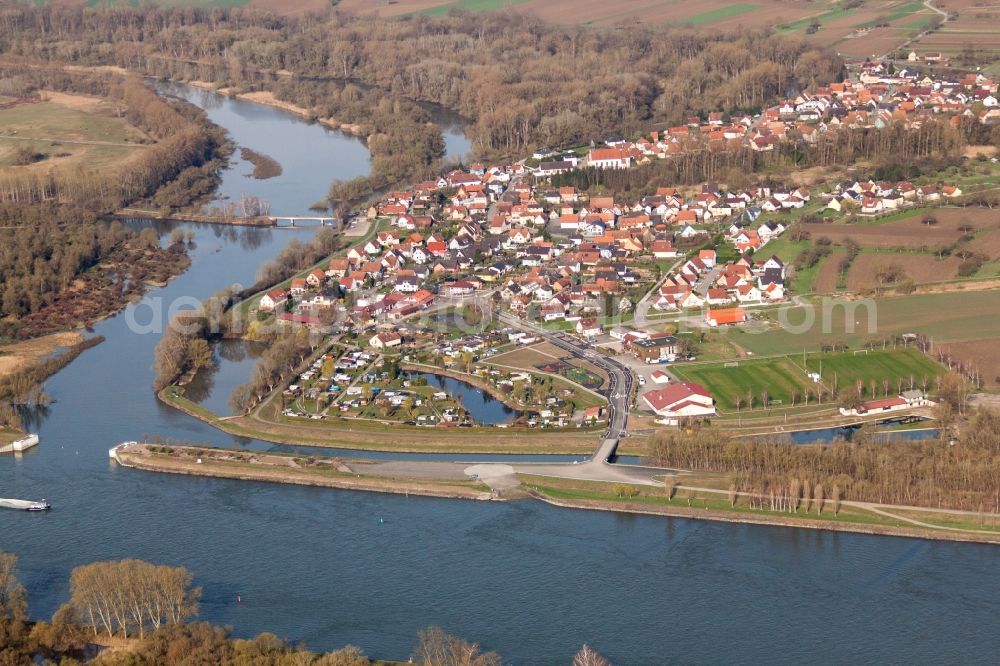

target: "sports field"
[803,348,943,392]
[672,356,807,411]
[671,348,944,412]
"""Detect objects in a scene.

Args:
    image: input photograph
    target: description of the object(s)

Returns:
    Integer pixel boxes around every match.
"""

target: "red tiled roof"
[643,382,711,412]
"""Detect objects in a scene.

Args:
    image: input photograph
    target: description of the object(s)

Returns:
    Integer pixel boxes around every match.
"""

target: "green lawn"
[759,236,811,264]
[671,348,945,412]
[0,99,150,171]
[804,348,943,392]
[680,3,758,25]
[671,356,809,411]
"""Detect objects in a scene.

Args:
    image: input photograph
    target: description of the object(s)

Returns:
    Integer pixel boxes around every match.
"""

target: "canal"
[2,83,1000,665]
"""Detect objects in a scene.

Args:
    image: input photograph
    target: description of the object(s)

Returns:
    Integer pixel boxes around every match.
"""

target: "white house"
[370,332,402,349]
[643,382,716,418]
[259,288,288,311]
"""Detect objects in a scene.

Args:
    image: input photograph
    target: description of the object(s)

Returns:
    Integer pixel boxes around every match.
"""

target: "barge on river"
[0,498,50,511]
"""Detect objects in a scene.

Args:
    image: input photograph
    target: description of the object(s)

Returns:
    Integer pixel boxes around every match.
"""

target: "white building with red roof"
[650,370,671,384]
[642,382,715,418]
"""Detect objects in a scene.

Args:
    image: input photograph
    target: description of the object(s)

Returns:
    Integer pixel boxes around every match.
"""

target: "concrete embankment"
[112,445,490,501]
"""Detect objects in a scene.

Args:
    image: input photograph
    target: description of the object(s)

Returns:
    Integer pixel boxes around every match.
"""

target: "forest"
[1,550,615,666]
[0,5,844,196]
[0,205,190,340]
[650,399,1000,513]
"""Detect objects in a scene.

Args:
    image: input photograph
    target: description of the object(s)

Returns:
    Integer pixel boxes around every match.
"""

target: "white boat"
[0,498,51,511]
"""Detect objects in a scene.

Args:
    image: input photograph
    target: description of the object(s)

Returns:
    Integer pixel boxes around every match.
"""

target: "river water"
[3,84,1000,665]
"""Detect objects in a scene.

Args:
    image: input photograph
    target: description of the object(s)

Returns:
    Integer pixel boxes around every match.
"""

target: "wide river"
[3,86,1000,665]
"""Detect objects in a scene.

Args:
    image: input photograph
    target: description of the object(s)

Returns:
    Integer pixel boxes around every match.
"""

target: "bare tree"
[790,478,802,513]
[0,551,28,629]
[412,626,502,666]
[814,483,825,515]
[573,644,612,666]
[68,559,200,639]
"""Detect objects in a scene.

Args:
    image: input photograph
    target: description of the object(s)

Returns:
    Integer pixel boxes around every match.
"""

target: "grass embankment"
[0,427,23,445]
[117,444,491,500]
[519,475,1000,544]
[160,386,617,455]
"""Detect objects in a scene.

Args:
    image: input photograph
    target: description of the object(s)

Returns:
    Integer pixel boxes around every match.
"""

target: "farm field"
[908,0,1000,64]
[338,0,821,26]
[0,93,152,175]
[779,0,934,58]
[845,252,964,291]
[814,249,847,292]
[728,290,1000,356]
[787,207,1000,293]
[670,348,943,412]
[939,337,1000,388]
[20,0,331,13]
[815,208,999,250]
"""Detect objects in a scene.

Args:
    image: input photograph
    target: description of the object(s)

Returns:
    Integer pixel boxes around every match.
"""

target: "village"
[239,62,997,434]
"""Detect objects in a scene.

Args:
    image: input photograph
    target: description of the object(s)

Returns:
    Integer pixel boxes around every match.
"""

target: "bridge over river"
[269,216,338,228]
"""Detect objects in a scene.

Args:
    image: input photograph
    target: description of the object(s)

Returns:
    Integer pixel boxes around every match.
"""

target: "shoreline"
[400,362,540,417]
[529,493,1000,546]
[186,82,368,138]
[157,387,607,455]
[114,208,273,227]
[113,443,1000,546]
[114,446,490,501]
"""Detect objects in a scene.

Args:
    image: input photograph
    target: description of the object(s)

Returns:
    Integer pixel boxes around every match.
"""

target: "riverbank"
[160,386,613,455]
[114,208,273,227]
[112,442,1000,545]
[113,443,490,500]
[0,332,84,380]
[187,83,367,138]
[520,475,1000,546]
[0,427,24,446]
